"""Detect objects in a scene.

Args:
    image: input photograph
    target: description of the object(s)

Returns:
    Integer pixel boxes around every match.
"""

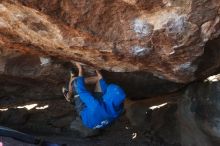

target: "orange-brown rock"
[0,0,220,83]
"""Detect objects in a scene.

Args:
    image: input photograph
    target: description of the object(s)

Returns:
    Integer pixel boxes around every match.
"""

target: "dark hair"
[70,67,79,76]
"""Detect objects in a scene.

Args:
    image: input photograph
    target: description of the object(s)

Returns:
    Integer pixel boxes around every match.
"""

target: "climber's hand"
[75,62,83,76]
[96,70,103,80]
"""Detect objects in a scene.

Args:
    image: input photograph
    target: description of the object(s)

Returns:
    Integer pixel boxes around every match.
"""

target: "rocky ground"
[1,83,220,146]
[0,94,181,146]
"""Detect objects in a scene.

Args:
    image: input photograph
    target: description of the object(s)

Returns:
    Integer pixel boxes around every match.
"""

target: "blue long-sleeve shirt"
[75,77,126,129]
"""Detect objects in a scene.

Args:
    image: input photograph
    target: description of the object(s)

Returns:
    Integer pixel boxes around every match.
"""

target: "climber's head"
[70,67,79,77]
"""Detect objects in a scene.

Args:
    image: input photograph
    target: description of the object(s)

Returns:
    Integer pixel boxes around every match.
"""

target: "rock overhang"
[0,0,219,84]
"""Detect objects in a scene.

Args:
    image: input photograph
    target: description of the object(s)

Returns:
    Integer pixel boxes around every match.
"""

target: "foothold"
[153,73,165,79]
[130,46,152,57]
[169,50,175,55]
[174,62,197,74]
[39,57,51,66]
[178,62,191,70]
[166,14,186,34]
[133,18,153,38]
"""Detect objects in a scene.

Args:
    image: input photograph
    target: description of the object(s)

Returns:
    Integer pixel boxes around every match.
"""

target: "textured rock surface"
[102,70,184,98]
[126,79,220,146]
[1,0,220,145]
[0,96,181,146]
[0,53,184,100]
[1,78,220,145]
[195,37,220,80]
[0,0,220,83]
[179,79,220,146]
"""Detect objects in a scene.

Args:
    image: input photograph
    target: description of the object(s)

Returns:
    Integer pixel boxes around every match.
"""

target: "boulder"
[0,0,219,83]
[1,0,220,145]
[125,77,220,146]
[178,78,220,146]
[0,53,184,100]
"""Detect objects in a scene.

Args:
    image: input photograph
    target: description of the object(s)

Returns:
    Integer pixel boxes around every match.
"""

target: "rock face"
[126,79,220,146]
[0,53,184,100]
[0,0,220,83]
[2,80,220,146]
[102,70,184,98]
[165,78,220,146]
[179,79,220,146]
[1,1,220,145]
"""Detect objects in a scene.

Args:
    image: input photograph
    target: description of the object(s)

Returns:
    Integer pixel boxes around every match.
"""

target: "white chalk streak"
[149,103,168,110]
[17,104,38,110]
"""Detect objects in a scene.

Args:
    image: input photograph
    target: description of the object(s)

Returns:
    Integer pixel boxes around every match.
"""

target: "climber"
[62,62,126,130]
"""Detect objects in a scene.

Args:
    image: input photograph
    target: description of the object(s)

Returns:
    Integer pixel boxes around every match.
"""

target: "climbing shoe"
[62,87,70,102]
